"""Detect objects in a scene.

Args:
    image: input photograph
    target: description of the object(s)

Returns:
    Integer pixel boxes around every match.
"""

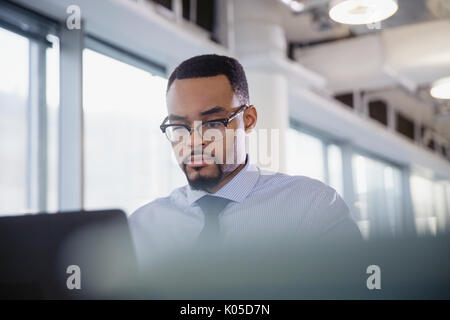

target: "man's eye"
[172,126,186,131]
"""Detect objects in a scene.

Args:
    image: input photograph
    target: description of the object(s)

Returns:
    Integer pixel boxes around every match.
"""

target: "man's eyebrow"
[167,114,187,121]
[200,106,226,116]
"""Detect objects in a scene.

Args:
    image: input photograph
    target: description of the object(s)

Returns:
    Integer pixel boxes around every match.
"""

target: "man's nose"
[188,122,204,148]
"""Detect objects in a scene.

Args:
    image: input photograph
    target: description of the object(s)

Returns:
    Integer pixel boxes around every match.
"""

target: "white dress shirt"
[129,154,362,268]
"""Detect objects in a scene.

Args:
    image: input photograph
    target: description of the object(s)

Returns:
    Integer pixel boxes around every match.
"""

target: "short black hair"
[167,54,249,105]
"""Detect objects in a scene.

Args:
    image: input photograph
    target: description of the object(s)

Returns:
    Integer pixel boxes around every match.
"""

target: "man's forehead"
[166,75,236,115]
[168,74,233,94]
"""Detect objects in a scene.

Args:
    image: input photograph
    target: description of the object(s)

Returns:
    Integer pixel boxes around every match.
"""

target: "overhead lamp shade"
[329,0,398,25]
[430,77,450,99]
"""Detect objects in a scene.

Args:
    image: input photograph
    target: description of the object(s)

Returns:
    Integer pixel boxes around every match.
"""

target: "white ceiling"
[278,0,450,140]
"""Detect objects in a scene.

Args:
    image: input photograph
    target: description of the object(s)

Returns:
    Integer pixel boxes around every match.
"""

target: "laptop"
[0,209,138,299]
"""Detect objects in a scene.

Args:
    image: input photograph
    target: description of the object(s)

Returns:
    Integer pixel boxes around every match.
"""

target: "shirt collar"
[186,154,260,206]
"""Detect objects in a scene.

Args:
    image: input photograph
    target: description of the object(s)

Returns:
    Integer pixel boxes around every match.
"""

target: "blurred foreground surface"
[133,235,450,300]
[0,210,449,299]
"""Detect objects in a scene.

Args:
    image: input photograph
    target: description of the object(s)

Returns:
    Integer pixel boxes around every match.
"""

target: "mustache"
[182,150,216,164]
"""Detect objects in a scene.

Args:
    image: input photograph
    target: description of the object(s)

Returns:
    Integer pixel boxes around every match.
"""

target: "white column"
[233,0,289,173]
[27,41,47,212]
[173,0,182,24]
[246,72,288,173]
[58,27,83,211]
[214,0,235,52]
[232,0,286,59]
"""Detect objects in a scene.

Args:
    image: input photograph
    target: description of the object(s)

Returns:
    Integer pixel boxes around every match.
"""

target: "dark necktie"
[195,195,231,246]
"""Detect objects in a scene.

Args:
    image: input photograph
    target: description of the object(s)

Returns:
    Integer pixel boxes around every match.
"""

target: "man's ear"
[244,105,257,133]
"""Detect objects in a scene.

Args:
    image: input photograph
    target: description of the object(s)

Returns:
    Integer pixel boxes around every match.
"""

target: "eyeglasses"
[160,104,249,143]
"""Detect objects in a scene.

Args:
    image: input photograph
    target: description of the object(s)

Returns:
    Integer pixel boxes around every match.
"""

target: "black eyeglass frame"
[159,104,250,141]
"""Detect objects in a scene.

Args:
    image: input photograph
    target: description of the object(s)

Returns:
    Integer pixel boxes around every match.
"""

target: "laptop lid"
[0,209,138,299]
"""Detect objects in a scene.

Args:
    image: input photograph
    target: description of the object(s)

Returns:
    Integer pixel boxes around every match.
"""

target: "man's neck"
[206,158,247,194]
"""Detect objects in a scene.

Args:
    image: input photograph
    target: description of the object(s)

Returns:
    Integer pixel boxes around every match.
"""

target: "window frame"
[0,1,59,214]
[289,117,415,239]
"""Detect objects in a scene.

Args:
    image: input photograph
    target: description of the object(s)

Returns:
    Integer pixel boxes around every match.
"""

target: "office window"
[182,0,190,19]
[410,175,449,236]
[83,49,185,215]
[0,17,59,216]
[0,27,29,214]
[327,144,343,197]
[46,35,59,212]
[182,0,216,33]
[150,0,172,10]
[286,128,325,182]
[440,145,447,158]
[196,0,215,32]
[353,154,403,239]
[396,112,415,141]
[368,100,388,126]
[433,182,448,234]
[445,182,450,226]
[334,92,354,109]
[286,128,344,200]
[427,139,436,151]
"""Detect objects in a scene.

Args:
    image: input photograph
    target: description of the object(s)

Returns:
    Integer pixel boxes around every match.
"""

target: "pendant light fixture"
[329,0,398,25]
[430,77,450,99]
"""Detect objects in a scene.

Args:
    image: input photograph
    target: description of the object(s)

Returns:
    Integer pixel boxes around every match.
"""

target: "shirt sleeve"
[308,187,363,243]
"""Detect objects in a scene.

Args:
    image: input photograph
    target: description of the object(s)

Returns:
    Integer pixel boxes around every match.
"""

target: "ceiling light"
[430,77,450,99]
[329,0,398,25]
[290,1,305,13]
[279,0,305,13]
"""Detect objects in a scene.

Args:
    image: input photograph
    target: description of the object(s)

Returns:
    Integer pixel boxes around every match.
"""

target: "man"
[129,54,362,268]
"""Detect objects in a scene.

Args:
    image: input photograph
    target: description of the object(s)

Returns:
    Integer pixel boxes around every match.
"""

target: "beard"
[183,162,224,191]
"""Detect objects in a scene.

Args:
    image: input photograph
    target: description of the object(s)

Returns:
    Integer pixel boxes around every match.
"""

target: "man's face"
[166,75,251,191]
